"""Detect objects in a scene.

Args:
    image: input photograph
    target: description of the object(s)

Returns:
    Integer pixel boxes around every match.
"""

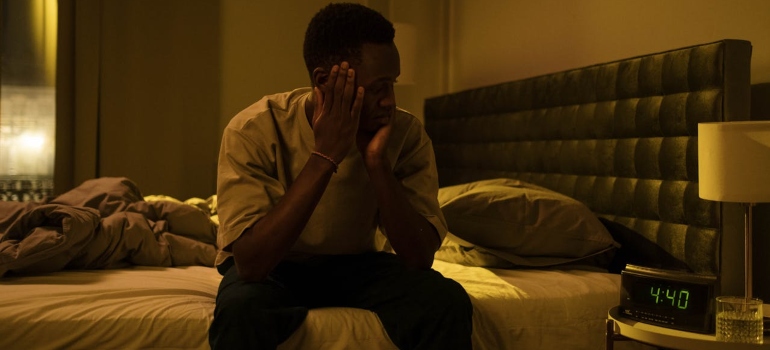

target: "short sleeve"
[215,123,285,264]
[391,115,448,244]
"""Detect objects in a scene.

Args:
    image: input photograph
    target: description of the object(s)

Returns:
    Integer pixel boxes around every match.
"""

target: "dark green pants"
[208,252,473,350]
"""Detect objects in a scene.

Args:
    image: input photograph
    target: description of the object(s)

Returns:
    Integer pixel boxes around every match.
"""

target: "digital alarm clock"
[619,264,717,334]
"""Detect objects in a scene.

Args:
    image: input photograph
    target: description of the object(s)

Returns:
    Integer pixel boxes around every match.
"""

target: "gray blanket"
[0,177,218,277]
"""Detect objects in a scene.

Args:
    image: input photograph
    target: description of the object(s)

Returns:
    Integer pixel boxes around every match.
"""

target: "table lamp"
[698,121,770,299]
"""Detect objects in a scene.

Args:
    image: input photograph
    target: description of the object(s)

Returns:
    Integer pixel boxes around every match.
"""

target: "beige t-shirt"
[215,88,447,266]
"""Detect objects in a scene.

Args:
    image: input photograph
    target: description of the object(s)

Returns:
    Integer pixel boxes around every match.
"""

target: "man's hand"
[311,62,365,164]
[357,121,393,169]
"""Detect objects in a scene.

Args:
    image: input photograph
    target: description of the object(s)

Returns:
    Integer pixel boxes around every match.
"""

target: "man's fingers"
[340,67,356,115]
[322,65,340,115]
[333,62,349,113]
[316,61,359,133]
[351,86,365,122]
[312,87,324,126]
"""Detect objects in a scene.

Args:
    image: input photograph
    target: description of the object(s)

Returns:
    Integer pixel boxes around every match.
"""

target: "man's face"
[353,42,400,133]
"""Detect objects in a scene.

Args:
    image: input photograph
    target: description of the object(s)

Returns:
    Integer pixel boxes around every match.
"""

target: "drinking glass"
[715,296,764,344]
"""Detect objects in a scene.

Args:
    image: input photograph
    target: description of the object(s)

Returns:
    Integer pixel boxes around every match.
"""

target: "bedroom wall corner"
[386,0,447,123]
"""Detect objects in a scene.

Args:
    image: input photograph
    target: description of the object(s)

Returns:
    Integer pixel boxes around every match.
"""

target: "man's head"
[303,3,394,81]
[304,3,400,132]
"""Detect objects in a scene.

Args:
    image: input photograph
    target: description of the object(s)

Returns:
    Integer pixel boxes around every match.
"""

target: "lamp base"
[744,202,755,299]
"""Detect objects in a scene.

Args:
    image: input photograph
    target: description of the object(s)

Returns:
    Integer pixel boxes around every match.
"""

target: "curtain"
[54,0,100,195]
[54,0,220,199]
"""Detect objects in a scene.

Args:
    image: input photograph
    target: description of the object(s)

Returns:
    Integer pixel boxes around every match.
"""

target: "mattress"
[0,261,653,350]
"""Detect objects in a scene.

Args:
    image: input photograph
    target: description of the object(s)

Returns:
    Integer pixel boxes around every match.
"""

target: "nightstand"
[606,306,770,350]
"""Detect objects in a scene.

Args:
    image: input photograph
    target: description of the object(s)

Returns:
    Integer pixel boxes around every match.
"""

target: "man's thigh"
[292,252,467,309]
[291,252,473,350]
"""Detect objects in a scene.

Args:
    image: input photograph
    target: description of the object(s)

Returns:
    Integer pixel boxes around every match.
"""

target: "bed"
[0,39,753,350]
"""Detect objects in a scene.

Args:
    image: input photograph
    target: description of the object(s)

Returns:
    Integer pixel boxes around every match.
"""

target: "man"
[209,3,473,349]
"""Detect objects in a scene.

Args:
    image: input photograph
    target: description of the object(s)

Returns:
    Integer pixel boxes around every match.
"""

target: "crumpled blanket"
[0,177,218,277]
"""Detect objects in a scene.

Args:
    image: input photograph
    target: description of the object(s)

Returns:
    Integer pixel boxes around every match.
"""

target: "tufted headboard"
[424,39,753,294]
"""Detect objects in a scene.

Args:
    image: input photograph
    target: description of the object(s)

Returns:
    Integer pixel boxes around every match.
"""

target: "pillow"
[436,178,618,267]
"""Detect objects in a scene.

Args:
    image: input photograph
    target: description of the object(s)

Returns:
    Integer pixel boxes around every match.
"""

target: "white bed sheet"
[0,261,654,350]
[0,266,219,350]
[435,261,653,350]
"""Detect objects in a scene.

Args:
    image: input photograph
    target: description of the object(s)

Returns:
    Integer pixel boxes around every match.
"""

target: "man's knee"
[380,271,473,349]
[215,285,269,319]
[430,274,473,319]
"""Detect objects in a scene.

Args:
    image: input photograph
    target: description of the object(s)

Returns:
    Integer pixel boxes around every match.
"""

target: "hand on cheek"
[357,117,392,169]
[311,62,365,166]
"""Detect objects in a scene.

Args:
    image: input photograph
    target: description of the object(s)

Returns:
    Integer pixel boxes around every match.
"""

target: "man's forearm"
[231,156,336,282]
[365,160,441,269]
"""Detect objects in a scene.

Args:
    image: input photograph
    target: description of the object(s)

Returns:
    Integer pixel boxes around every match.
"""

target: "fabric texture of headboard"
[424,39,752,279]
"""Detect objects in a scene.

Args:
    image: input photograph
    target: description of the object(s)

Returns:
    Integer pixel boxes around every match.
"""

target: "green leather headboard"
[424,39,752,278]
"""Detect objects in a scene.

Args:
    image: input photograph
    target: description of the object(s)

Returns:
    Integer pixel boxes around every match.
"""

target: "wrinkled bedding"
[0,177,218,277]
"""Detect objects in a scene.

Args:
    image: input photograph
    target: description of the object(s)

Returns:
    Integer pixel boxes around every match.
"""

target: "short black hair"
[303,3,395,84]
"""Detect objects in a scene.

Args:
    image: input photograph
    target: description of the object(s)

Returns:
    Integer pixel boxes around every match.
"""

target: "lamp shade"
[698,121,770,203]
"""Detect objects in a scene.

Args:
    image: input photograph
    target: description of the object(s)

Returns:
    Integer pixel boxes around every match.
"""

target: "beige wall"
[447,0,770,92]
